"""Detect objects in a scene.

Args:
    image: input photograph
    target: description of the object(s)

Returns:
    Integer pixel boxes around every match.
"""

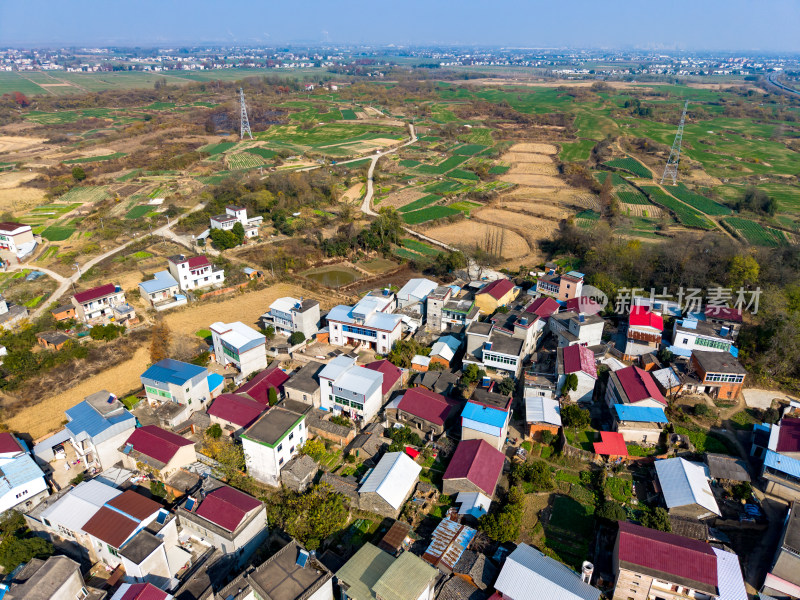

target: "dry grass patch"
[508,142,558,155]
[502,152,554,164]
[0,135,48,153]
[496,201,572,220]
[381,187,427,209]
[509,162,560,176]
[423,221,530,258]
[339,182,365,203]
[0,187,46,214]
[474,208,556,238]
[500,173,566,187]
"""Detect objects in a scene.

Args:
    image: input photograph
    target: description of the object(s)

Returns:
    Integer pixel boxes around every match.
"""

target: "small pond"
[302,265,362,288]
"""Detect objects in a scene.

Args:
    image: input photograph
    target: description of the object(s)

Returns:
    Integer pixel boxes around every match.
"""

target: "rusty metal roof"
[421,518,475,573]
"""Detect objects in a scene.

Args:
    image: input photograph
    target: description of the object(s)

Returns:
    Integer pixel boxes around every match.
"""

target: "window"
[107,544,119,557]
[289,432,294,440]
[277,444,283,452]
[682,337,689,344]
[77,588,89,600]
[278,457,284,466]
[290,446,295,453]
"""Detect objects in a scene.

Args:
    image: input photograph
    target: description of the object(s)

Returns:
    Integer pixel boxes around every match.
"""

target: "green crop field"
[560,139,596,162]
[125,205,153,219]
[595,172,629,186]
[399,159,420,167]
[57,186,109,204]
[453,144,487,156]
[489,165,510,174]
[41,226,76,241]
[340,108,358,120]
[616,188,651,206]
[64,152,126,164]
[227,153,266,170]
[666,183,732,216]
[398,195,441,213]
[415,155,469,175]
[401,206,461,224]
[604,157,653,178]
[201,141,237,155]
[393,248,425,261]
[640,186,714,229]
[461,128,493,145]
[448,201,482,216]
[723,217,789,247]
[245,147,277,159]
[449,168,479,181]
[424,180,465,194]
[401,238,440,256]
[576,210,600,229]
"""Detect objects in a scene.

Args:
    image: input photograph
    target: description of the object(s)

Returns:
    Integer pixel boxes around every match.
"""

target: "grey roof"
[307,413,352,438]
[243,408,304,446]
[467,322,493,336]
[7,556,82,600]
[453,551,499,590]
[321,472,359,502]
[780,501,800,556]
[120,528,163,564]
[281,454,318,480]
[485,332,524,357]
[494,544,600,600]
[691,350,746,375]
[705,453,751,482]
[285,360,326,394]
[654,458,720,516]
[436,575,485,600]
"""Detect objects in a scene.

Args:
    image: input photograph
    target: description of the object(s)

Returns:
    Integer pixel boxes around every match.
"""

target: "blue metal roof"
[765,450,800,478]
[461,401,508,428]
[139,271,178,294]
[65,400,135,439]
[0,454,44,494]
[614,404,669,423]
[730,346,739,357]
[141,358,207,386]
[207,373,224,392]
[667,345,693,358]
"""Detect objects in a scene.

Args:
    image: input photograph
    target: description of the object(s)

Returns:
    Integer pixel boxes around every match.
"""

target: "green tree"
[479,486,524,542]
[496,377,516,396]
[268,387,278,406]
[289,331,306,346]
[71,166,86,181]
[386,426,423,452]
[596,501,626,523]
[0,536,53,572]
[511,460,554,491]
[728,255,759,289]
[275,484,349,550]
[561,373,579,395]
[732,481,752,501]
[540,430,554,446]
[264,325,276,340]
[206,423,223,439]
[210,228,239,250]
[89,324,123,341]
[640,507,671,532]
[561,404,590,428]
[461,363,486,386]
[232,222,246,245]
[299,438,327,461]
[150,480,167,498]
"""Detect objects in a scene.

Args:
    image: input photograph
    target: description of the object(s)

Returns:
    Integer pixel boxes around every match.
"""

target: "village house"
[490,304,546,359]
[138,271,186,311]
[327,293,403,354]
[688,350,746,400]
[141,358,221,413]
[762,500,800,598]
[0,444,48,514]
[336,544,436,600]
[210,321,268,378]
[71,283,127,323]
[623,306,664,360]
[761,417,800,501]
[425,285,453,331]
[556,344,598,404]
[654,457,721,519]
[235,363,290,404]
[548,310,605,348]
[358,451,421,518]
[261,296,320,340]
[36,330,71,351]
[410,354,430,372]
[175,479,267,566]
[209,205,262,237]
[0,295,28,330]
[167,254,225,292]
[280,454,318,492]
[524,390,561,440]
[365,358,404,399]
[216,539,333,600]
[612,404,669,445]
[396,278,438,310]
[535,268,585,302]
[206,393,267,436]
[284,360,325,407]
[442,439,505,498]
[439,296,480,330]
[462,321,525,378]
[4,555,101,600]
[429,334,462,369]
[474,278,517,314]
[319,355,384,423]
[386,387,453,437]
[460,388,512,450]
[612,521,746,600]
[704,305,742,339]
[668,317,735,357]
[120,425,197,480]
[241,408,306,486]
[495,543,601,600]
[50,304,76,321]
[593,431,629,462]
[605,365,667,409]
[422,518,476,573]
[651,366,682,397]
[0,221,35,255]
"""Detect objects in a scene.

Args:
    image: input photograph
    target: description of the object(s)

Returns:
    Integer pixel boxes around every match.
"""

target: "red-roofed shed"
[443,439,505,497]
[593,431,628,459]
[365,359,403,396]
[193,485,262,532]
[705,305,743,323]
[0,432,23,456]
[614,365,666,406]
[119,582,170,600]
[207,393,266,431]
[235,365,290,405]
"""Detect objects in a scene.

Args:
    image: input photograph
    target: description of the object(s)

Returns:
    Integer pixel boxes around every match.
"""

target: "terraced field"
[401,206,461,225]
[640,186,715,230]
[723,217,789,247]
[64,152,126,164]
[604,157,653,179]
[57,186,109,204]
[227,153,266,170]
[666,183,732,215]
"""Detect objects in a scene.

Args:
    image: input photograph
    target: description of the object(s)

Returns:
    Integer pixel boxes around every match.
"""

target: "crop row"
[640,186,714,229]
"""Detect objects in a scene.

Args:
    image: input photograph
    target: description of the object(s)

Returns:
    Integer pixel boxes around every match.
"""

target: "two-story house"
[474,278,517,314]
[319,355,384,422]
[0,449,48,515]
[261,297,320,340]
[167,254,225,292]
[71,283,127,323]
[762,501,800,598]
[605,365,667,410]
[462,321,525,378]
[242,408,306,487]
[461,388,512,451]
[548,311,605,348]
[63,391,136,471]
[535,269,585,301]
[120,425,197,480]
[688,350,746,400]
[669,317,735,357]
[623,306,664,360]
[0,221,35,255]
[210,321,268,378]
[210,205,262,238]
[556,344,598,404]
[138,271,186,311]
[337,544,436,600]
[141,358,222,413]
[327,294,402,354]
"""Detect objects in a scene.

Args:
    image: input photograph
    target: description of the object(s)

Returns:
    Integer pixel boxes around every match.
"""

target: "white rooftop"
[319,355,357,382]
[270,296,301,314]
[397,278,438,303]
[359,451,421,510]
[210,321,265,348]
[524,392,561,427]
[654,458,720,516]
[39,479,122,535]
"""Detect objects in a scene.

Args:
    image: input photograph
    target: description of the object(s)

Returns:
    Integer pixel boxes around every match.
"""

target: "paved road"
[767,73,800,97]
[360,123,417,217]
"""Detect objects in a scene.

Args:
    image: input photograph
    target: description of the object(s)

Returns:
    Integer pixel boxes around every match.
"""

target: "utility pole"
[661,101,688,186]
[239,88,253,140]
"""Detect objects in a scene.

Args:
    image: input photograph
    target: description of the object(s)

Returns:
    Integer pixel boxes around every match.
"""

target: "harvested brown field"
[381,187,426,209]
[509,142,558,155]
[339,182,364,203]
[507,162,560,175]
[473,208,555,238]
[423,221,530,259]
[496,201,571,220]
[0,187,46,214]
[500,173,566,187]
[0,171,38,189]
[502,152,554,164]
[0,135,48,153]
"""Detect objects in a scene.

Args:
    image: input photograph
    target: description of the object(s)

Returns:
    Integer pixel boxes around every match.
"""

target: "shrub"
[596,501,626,523]
[732,481,752,501]
[150,480,167,498]
[511,460,554,491]
[561,404,591,428]
[640,507,671,532]
[268,387,278,406]
[330,415,351,427]
[206,423,223,439]
[541,431,554,446]
[694,403,711,417]
[289,331,306,345]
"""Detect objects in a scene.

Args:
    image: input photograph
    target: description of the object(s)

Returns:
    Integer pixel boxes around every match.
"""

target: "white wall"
[243,420,305,486]
[239,346,268,378]
[0,476,47,514]
[95,427,136,471]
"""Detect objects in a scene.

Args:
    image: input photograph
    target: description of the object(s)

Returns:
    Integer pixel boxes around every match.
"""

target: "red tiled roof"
[397,388,452,426]
[777,417,800,453]
[443,439,505,496]
[107,490,162,521]
[478,278,515,301]
[0,432,22,455]
[629,306,663,331]
[235,366,290,405]
[119,582,170,600]
[125,425,193,465]
[194,485,262,532]
[526,296,560,318]
[187,256,210,269]
[616,366,666,406]
[617,521,718,588]
[73,283,117,304]
[207,393,266,428]
[82,506,138,548]
[365,359,402,395]
[704,305,743,323]
[562,345,597,378]
[593,431,628,456]
[0,222,29,233]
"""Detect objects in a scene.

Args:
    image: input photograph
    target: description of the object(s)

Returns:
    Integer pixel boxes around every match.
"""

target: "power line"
[661,100,688,186]
[239,87,252,140]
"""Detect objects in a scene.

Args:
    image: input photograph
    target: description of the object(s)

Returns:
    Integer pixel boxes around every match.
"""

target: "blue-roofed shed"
[614,404,669,424]
[764,449,800,478]
[461,402,508,429]
[207,373,225,394]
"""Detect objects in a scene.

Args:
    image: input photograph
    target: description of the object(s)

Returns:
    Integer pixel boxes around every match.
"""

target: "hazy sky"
[1,0,799,52]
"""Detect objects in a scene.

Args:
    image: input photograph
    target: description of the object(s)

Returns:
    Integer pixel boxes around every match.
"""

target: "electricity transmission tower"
[660,100,688,185]
[239,88,253,140]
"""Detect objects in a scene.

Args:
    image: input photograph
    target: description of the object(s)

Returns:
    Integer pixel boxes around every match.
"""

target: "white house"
[167,254,225,292]
[462,322,525,378]
[261,297,320,340]
[0,221,35,256]
[0,449,48,515]
[138,271,186,311]
[71,283,127,323]
[318,355,384,423]
[548,311,605,348]
[556,344,598,403]
[210,205,262,238]
[210,321,268,378]
[242,408,306,487]
[396,278,438,309]
[327,294,402,354]
[669,317,735,358]
[140,358,223,411]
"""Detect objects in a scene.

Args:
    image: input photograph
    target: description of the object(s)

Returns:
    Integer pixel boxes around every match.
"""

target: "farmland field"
[604,157,653,178]
[723,217,789,247]
[640,186,714,229]
[449,168,479,181]
[666,183,732,216]
[415,155,469,175]
[453,144,487,156]
[448,201,482,216]
[398,195,441,213]
[489,165,510,174]
[227,153,266,170]
[340,108,358,120]
[401,206,461,224]
[245,147,277,159]
[201,142,237,155]
[64,152,126,164]
[125,205,152,219]
[40,225,76,241]
[559,139,595,162]
[57,186,109,204]
[400,238,440,256]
